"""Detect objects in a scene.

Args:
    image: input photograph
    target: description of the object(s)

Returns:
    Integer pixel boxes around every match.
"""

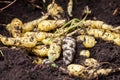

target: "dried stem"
[0,0,16,12]
[0,1,11,4]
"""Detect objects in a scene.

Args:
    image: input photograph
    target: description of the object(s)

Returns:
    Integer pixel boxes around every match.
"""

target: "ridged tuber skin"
[90,68,120,79]
[87,69,112,79]
[67,64,119,79]
[62,37,76,65]
[86,27,120,46]
[32,41,62,64]
[0,31,54,48]
[6,18,23,37]
[48,43,61,62]
[77,35,97,48]
[33,32,53,42]
[48,38,61,62]
[67,64,86,76]
[32,45,49,57]
[62,37,76,48]
[63,50,75,65]
[95,69,112,76]
[0,35,37,48]
[79,50,90,58]
[101,30,114,41]
[84,58,99,67]
[38,20,66,31]
[22,13,49,33]
[32,58,43,64]
[23,32,53,42]
[86,28,104,38]
[67,0,73,17]
[47,2,64,18]
[113,33,120,46]
[41,38,53,45]
[82,20,113,30]
[82,20,120,33]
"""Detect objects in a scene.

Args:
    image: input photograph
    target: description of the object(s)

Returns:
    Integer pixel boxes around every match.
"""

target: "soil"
[0,0,120,80]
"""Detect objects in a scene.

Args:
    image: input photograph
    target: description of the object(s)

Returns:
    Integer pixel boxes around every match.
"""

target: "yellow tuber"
[77,35,97,48]
[38,20,66,31]
[79,50,90,58]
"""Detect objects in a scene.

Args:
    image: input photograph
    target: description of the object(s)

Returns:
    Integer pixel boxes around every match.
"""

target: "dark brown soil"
[0,0,120,80]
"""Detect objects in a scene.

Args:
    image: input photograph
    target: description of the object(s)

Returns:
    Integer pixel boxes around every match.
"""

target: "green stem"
[53,13,89,37]
[64,13,89,34]
[61,18,80,28]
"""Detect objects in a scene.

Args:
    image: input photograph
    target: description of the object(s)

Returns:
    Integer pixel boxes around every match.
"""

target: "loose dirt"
[0,0,120,80]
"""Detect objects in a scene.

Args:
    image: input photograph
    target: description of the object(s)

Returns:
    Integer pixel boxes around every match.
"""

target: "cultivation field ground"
[0,0,120,80]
